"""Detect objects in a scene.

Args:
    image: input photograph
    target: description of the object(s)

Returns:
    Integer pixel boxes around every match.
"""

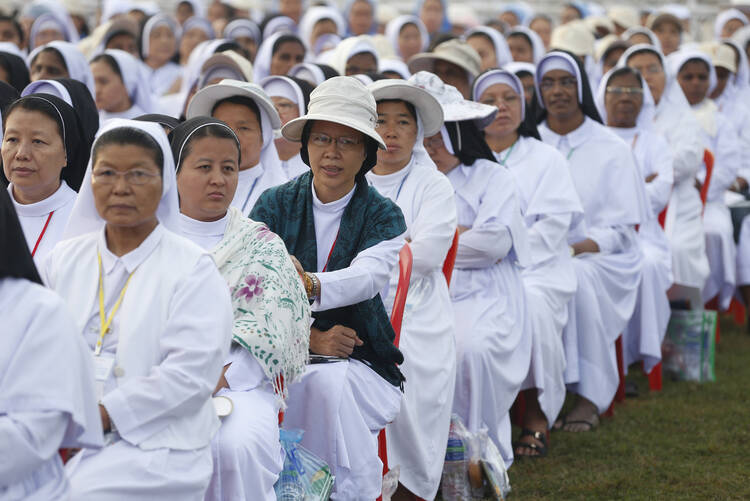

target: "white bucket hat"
[281,76,386,149]
[367,79,444,137]
[408,71,497,129]
[186,79,282,130]
[407,39,481,79]
[551,20,595,57]
[700,41,738,73]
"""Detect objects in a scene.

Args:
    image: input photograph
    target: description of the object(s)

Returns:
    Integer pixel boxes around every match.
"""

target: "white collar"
[541,115,594,149]
[98,223,165,274]
[7,181,76,217]
[238,162,265,182]
[178,212,230,239]
[311,182,356,214]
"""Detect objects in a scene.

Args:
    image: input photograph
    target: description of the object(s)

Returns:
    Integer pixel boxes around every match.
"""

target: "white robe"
[1,277,102,501]
[148,61,182,97]
[539,117,647,413]
[43,225,233,500]
[445,159,530,467]
[7,181,77,268]
[281,152,310,180]
[738,216,750,287]
[232,163,289,217]
[497,136,583,428]
[366,156,457,500]
[281,184,404,500]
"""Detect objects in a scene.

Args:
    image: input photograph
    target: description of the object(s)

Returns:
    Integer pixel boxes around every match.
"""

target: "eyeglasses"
[539,77,577,90]
[606,86,644,96]
[92,167,160,185]
[309,132,363,152]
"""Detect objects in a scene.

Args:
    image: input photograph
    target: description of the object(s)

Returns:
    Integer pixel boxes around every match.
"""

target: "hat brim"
[186,82,282,129]
[407,52,479,79]
[368,82,444,137]
[282,113,387,149]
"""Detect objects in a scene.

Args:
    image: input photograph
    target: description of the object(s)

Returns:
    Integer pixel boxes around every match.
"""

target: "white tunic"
[281,152,310,180]
[43,225,233,500]
[539,117,646,413]
[445,158,530,467]
[148,61,182,97]
[8,181,77,268]
[1,277,102,501]
[366,156,457,500]
[232,163,289,217]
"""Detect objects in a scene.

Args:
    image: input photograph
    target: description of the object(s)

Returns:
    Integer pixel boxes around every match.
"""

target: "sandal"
[513,428,548,458]
[556,413,599,433]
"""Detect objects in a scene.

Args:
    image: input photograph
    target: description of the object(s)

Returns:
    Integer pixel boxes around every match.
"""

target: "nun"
[171,117,310,500]
[252,32,306,82]
[473,69,583,456]
[621,44,710,304]
[529,14,553,49]
[0,49,30,92]
[187,79,287,216]
[2,93,92,266]
[417,71,531,465]
[326,35,380,76]
[0,188,102,500]
[345,0,376,36]
[365,79,457,499]
[29,12,78,49]
[261,75,313,180]
[222,18,261,61]
[250,77,407,500]
[42,119,233,500]
[288,61,340,87]
[714,8,749,39]
[595,66,675,379]
[464,26,513,71]
[298,6,346,51]
[507,26,546,65]
[535,51,648,431]
[179,16,215,65]
[385,15,429,63]
[671,49,741,310]
[505,61,538,107]
[622,26,662,50]
[141,14,182,97]
[416,0,451,39]
[28,41,96,96]
[90,49,157,120]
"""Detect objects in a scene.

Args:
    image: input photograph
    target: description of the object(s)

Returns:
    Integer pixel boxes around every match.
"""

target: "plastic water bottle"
[276,469,304,501]
[441,419,471,500]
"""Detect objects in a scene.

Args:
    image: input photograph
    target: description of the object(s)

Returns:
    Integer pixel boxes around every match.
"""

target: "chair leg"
[647,361,663,391]
[730,298,746,326]
[614,336,626,403]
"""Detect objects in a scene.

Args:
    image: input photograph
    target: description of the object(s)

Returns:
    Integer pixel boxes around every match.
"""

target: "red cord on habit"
[31,211,54,257]
[321,231,338,273]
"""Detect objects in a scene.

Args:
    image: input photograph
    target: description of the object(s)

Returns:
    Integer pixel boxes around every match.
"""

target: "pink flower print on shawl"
[237,274,265,301]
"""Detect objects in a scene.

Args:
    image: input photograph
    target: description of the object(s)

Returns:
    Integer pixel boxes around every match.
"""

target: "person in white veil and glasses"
[41,119,233,500]
[534,51,649,432]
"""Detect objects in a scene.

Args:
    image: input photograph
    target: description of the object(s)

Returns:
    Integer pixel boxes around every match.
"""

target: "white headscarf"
[535,51,584,106]
[102,49,158,114]
[29,13,78,48]
[379,58,411,79]
[63,119,180,239]
[463,26,512,68]
[262,16,298,40]
[326,35,378,76]
[622,26,662,52]
[473,68,528,121]
[28,41,95,96]
[182,16,215,40]
[667,48,717,97]
[714,8,749,39]
[141,14,181,60]
[261,75,306,116]
[253,32,305,81]
[508,25,545,64]
[720,39,750,103]
[595,66,656,129]
[504,61,536,77]
[223,19,261,45]
[384,15,429,60]
[298,6,346,48]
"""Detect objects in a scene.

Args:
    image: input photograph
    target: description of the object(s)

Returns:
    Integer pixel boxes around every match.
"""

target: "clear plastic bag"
[663,309,717,382]
[275,429,335,501]
[381,465,400,501]
[441,415,471,501]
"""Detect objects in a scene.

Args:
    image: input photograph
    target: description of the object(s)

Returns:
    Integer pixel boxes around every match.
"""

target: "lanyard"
[498,140,517,167]
[631,133,639,149]
[566,146,577,161]
[95,251,135,356]
[394,171,410,201]
[322,230,339,273]
[241,177,260,213]
[31,211,54,257]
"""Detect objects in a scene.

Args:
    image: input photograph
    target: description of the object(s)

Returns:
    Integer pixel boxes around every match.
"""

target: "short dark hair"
[30,47,67,72]
[93,127,164,174]
[375,99,417,122]
[211,95,262,127]
[0,15,24,45]
[91,53,123,79]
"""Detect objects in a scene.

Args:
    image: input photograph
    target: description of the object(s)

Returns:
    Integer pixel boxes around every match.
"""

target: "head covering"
[701,41,737,74]
[253,32,306,81]
[414,0,451,34]
[645,11,683,35]
[169,116,240,171]
[472,68,540,139]
[0,50,30,92]
[298,7,346,49]
[501,3,535,26]
[29,12,79,49]
[595,66,656,129]
[2,93,88,191]
[368,78,444,135]
[667,48,717,97]
[0,189,42,284]
[507,25,546,64]
[608,5,639,30]
[505,61,536,77]
[101,17,139,51]
[385,15,429,60]
[379,58,411,79]
[0,43,24,59]
[28,41,95,96]
[720,39,750,103]
[261,75,313,117]
[183,16,215,40]
[287,62,339,85]
[177,0,206,19]
[464,26,513,68]
[178,39,232,99]
[100,0,135,22]
[62,119,179,239]
[223,18,261,45]
[409,70,497,128]
[714,8,749,39]
[141,14,181,60]
[550,20,594,58]
[408,39,481,80]
[565,1,589,19]
[197,51,253,88]
[344,0,377,35]
[622,27,662,51]
[534,50,603,123]
[135,113,181,131]
[101,49,158,113]
[327,35,379,75]
[0,81,20,145]
[261,15,297,40]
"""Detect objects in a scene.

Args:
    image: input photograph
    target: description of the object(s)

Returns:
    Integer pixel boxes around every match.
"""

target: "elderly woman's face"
[307,120,366,199]
[626,52,666,104]
[604,72,643,128]
[91,143,163,229]
[480,83,523,142]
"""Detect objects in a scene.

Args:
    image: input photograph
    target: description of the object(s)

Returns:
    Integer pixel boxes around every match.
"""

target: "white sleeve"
[706,120,740,202]
[587,225,630,254]
[224,345,266,392]
[0,411,67,484]
[100,255,233,444]
[527,212,573,265]
[645,136,674,216]
[408,176,457,277]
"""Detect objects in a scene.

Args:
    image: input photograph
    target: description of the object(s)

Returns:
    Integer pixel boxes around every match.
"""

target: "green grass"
[508,317,750,500]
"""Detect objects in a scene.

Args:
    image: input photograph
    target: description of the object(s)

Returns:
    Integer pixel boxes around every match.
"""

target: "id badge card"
[93,354,115,401]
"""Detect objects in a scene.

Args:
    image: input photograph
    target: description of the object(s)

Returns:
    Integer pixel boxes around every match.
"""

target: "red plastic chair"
[700,149,714,209]
[443,230,459,287]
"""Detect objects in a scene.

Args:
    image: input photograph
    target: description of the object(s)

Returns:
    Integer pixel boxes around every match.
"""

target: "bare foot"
[554,397,599,432]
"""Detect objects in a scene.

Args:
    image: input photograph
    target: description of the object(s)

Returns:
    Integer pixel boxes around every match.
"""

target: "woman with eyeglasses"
[42,119,233,500]
[472,69,583,458]
[535,51,648,433]
[251,77,407,499]
[595,66,674,394]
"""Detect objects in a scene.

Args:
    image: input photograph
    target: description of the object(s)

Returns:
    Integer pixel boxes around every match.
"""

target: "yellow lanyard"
[95,251,135,356]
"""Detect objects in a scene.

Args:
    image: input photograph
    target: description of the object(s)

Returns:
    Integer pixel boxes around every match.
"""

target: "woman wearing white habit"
[42,119,233,500]
[620,44,709,305]
[2,93,92,267]
[250,77,407,500]
[535,52,648,431]
[670,49,741,310]
[187,79,288,216]
[365,79,458,499]
[417,71,531,465]
[1,189,102,501]
[171,116,311,500]
[473,69,583,456]
[596,66,674,376]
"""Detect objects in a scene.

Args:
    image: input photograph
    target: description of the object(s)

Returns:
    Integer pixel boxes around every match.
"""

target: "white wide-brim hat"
[367,79,444,137]
[281,76,386,149]
[407,39,481,79]
[408,71,497,129]
[186,79,281,130]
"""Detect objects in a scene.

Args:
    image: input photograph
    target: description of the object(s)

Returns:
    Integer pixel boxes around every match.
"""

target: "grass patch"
[508,317,750,500]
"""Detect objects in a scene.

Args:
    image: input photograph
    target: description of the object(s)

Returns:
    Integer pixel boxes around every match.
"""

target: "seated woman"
[2,93,92,266]
[416,71,531,465]
[535,51,648,431]
[179,16,215,66]
[473,69,583,457]
[187,79,287,215]
[0,188,102,500]
[366,79,457,499]
[141,14,182,97]
[595,67,674,381]
[298,7,346,52]
[90,49,156,121]
[250,77,407,500]
[171,117,310,500]
[28,41,95,95]
[463,26,512,71]
[42,119,233,499]
[252,32,307,81]
[385,15,428,63]
[326,35,380,76]
[261,75,314,180]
